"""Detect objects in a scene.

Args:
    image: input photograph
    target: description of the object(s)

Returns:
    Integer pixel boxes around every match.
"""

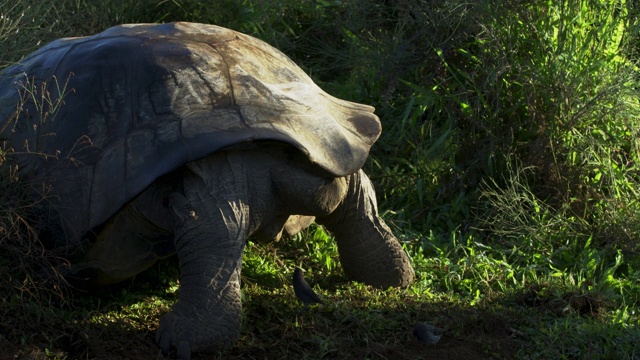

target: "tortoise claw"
[156,312,194,359]
[177,341,192,360]
[156,326,171,357]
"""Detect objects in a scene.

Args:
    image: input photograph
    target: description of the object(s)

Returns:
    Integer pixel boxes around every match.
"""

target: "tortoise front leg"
[270,164,414,289]
[156,163,250,359]
[316,170,415,288]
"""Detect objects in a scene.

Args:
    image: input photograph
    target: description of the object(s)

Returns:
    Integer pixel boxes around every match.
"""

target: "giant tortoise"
[0,22,415,358]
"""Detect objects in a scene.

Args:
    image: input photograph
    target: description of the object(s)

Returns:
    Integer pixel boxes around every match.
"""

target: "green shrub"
[2,1,640,358]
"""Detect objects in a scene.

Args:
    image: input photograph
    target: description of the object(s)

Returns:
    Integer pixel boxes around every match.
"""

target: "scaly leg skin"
[317,169,415,288]
[156,161,249,360]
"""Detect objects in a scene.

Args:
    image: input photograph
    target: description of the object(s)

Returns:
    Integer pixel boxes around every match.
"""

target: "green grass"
[2,0,640,359]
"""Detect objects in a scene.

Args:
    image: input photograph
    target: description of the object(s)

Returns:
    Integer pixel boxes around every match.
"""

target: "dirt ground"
[2,304,521,360]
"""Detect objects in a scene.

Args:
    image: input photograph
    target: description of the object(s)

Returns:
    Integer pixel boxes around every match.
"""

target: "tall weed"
[475,1,640,248]
[472,0,640,312]
[0,100,71,350]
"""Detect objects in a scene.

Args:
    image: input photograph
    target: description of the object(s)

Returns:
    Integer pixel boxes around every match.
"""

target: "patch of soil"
[367,308,521,360]
[517,284,608,318]
[3,291,522,360]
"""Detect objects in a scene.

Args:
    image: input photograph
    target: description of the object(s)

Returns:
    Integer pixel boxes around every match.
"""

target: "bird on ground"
[292,267,323,308]
[413,323,444,345]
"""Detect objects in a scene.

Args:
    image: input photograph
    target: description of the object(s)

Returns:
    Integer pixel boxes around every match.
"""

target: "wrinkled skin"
[70,144,414,358]
[0,22,416,359]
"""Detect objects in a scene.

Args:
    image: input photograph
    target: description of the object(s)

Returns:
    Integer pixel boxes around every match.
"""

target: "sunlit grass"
[1,0,640,359]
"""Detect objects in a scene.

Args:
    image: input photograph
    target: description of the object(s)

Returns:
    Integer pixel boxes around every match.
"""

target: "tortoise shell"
[0,22,381,239]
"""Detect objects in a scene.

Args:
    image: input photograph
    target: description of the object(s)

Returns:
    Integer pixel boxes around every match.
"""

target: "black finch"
[293,267,323,306]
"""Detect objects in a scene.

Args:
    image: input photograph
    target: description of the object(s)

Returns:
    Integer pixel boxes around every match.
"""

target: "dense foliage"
[1,0,639,358]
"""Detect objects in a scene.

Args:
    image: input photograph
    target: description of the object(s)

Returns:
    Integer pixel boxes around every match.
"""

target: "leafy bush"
[2,0,640,358]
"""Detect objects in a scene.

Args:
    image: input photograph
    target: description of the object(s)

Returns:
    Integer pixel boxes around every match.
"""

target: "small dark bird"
[413,323,444,345]
[292,267,323,307]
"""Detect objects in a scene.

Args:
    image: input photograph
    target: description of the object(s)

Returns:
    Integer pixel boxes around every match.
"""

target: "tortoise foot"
[156,306,240,359]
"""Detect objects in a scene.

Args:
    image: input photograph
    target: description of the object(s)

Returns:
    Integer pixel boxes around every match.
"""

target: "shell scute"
[0,22,381,239]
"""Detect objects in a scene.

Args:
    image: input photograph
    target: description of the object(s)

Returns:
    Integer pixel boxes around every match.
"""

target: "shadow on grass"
[3,275,522,360]
[10,261,638,360]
